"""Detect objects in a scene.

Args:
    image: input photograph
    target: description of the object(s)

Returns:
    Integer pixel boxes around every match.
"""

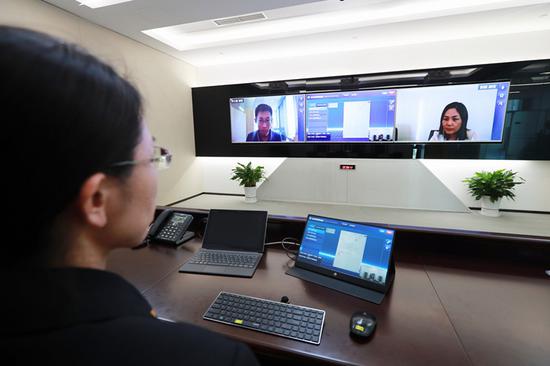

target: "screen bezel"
[202,209,268,253]
[295,214,395,293]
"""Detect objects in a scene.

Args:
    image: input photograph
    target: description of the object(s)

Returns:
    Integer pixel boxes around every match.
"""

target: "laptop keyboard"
[203,292,325,345]
[189,251,257,268]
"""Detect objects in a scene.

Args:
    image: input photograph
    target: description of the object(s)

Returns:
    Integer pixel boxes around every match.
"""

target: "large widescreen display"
[229,81,510,143]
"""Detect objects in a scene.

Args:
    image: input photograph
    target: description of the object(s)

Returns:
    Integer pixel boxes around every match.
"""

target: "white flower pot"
[480,196,502,217]
[244,186,257,203]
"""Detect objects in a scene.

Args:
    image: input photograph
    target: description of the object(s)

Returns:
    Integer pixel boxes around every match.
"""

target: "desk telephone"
[148,209,194,246]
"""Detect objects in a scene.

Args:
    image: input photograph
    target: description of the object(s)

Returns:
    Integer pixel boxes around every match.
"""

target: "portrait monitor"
[295,215,395,292]
[305,90,397,142]
[230,94,305,143]
[394,81,510,143]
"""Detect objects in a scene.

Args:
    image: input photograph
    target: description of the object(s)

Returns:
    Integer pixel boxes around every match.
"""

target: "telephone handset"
[147,209,194,246]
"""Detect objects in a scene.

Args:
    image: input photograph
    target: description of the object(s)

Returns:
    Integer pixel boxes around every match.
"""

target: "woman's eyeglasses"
[109,146,172,170]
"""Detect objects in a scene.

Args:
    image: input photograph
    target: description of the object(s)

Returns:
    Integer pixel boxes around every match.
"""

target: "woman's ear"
[77,173,110,228]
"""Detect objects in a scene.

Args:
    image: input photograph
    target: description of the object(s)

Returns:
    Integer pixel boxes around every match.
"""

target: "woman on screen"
[0,26,258,366]
[430,102,477,141]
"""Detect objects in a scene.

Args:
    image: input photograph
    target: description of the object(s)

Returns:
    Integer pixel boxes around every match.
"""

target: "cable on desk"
[132,224,153,250]
[265,237,300,261]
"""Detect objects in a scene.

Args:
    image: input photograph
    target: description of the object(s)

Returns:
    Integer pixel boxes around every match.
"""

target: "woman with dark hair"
[0,26,258,365]
[429,101,477,141]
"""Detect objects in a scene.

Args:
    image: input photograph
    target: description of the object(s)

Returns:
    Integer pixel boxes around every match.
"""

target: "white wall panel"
[193,27,550,212]
[257,158,349,204]
[257,158,469,211]
[1,0,201,206]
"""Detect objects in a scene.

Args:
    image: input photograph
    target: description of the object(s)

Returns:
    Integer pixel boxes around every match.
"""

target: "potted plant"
[230,162,266,203]
[463,169,525,217]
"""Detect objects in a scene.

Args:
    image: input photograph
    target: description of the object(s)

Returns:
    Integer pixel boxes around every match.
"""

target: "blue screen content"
[298,216,394,285]
[306,90,396,142]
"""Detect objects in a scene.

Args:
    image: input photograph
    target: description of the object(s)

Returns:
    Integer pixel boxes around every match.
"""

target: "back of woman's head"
[0,26,142,264]
[439,101,469,140]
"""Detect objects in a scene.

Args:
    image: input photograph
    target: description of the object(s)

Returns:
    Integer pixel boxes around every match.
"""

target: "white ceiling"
[43,0,550,67]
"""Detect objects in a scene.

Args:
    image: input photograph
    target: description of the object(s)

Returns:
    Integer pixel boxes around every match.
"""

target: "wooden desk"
[106,211,550,366]
[422,254,550,366]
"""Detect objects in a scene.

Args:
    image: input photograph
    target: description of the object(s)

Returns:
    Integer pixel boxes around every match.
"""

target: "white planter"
[480,196,502,217]
[244,186,257,203]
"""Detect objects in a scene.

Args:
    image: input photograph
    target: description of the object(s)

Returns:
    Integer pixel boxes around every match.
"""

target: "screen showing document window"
[298,215,394,285]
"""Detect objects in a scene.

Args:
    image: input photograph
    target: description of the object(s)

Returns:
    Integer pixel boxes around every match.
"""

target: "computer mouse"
[350,311,376,338]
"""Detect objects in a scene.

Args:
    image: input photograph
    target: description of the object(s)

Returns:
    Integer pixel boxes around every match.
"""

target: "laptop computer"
[179,209,268,278]
[286,214,396,304]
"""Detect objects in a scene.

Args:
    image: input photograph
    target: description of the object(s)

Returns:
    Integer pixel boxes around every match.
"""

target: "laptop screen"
[296,215,395,287]
[202,209,268,252]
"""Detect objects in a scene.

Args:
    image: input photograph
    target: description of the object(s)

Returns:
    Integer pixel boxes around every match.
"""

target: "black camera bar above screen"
[192,59,550,160]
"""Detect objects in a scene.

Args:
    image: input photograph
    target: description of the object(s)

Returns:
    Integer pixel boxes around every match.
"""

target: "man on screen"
[246,104,286,141]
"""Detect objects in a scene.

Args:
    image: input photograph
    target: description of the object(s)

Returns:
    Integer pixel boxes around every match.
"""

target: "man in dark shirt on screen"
[246,103,286,141]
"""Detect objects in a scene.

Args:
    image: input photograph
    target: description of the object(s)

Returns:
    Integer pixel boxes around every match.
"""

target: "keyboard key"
[203,292,325,345]
[189,251,258,267]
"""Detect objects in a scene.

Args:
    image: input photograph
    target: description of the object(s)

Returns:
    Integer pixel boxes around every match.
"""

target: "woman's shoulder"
[429,131,444,141]
[466,129,478,140]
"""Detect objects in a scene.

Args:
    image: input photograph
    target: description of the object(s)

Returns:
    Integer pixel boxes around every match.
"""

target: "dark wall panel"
[192,59,550,160]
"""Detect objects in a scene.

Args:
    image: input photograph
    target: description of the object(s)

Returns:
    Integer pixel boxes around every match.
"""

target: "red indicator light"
[339,164,356,170]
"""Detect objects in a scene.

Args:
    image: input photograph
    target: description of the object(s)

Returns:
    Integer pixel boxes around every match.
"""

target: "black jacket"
[1,267,259,366]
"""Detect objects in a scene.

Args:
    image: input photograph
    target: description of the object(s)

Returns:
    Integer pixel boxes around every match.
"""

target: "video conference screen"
[229,95,305,142]
[229,81,509,143]
[297,215,395,286]
[306,90,396,142]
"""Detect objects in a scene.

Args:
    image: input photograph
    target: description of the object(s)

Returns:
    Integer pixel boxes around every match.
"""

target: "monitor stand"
[286,266,386,304]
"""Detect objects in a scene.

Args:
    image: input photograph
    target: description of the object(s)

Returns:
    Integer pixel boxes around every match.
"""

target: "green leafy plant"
[230,162,266,187]
[463,169,525,203]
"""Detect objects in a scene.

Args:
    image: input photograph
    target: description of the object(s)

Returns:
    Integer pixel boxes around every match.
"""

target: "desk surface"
[107,236,550,366]
[171,194,550,240]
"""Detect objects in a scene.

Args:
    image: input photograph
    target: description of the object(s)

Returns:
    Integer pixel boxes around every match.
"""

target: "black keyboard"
[203,292,325,345]
[189,251,257,268]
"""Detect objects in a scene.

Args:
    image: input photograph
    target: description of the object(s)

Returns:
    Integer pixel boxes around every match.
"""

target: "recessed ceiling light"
[76,0,133,9]
[285,80,307,86]
[306,79,342,85]
[358,72,428,82]
[253,82,270,88]
[448,67,479,76]
[142,0,548,51]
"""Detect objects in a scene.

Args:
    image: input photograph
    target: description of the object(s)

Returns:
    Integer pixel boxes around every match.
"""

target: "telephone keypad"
[156,213,193,242]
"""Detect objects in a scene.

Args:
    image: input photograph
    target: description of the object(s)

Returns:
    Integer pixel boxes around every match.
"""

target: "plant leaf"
[463,169,524,202]
[230,161,266,187]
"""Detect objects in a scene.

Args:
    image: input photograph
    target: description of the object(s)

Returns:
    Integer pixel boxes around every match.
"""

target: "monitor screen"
[394,81,509,142]
[230,94,305,143]
[229,81,510,144]
[296,215,395,287]
[203,209,268,252]
[305,90,396,142]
